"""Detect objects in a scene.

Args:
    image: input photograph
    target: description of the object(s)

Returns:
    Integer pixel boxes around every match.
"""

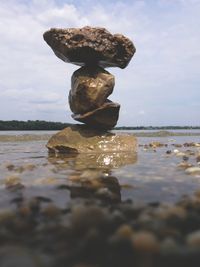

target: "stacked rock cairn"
[43,26,137,154]
[43,26,135,130]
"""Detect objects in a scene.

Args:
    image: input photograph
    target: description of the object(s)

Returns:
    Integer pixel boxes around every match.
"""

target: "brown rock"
[48,151,137,169]
[43,26,135,68]
[46,125,137,154]
[69,66,115,114]
[72,101,120,130]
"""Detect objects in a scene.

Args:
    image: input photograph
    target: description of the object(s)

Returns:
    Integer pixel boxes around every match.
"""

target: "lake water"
[0,130,200,209]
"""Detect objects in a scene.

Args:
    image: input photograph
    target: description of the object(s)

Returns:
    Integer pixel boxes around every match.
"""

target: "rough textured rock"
[47,125,137,154]
[43,26,135,69]
[72,101,120,130]
[69,66,115,114]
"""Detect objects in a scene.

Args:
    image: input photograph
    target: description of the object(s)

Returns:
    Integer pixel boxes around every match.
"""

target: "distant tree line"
[0,120,71,130]
[0,120,199,130]
[115,126,200,130]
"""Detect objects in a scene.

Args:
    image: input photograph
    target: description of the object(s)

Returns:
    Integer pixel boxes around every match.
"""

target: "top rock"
[43,26,136,69]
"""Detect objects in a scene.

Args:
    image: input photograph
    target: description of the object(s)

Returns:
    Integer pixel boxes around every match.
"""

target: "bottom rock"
[72,101,120,130]
[47,125,137,154]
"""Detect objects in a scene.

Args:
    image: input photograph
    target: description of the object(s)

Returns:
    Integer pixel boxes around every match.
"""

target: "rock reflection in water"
[48,152,137,203]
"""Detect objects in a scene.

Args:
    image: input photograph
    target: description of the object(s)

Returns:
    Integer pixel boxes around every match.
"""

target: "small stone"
[186,230,200,247]
[0,246,40,267]
[176,152,186,157]
[43,204,61,218]
[173,149,179,153]
[115,224,134,239]
[4,163,15,171]
[132,231,159,253]
[194,190,200,199]
[173,144,182,148]
[5,175,21,187]
[183,155,189,161]
[149,142,165,148]
[177,162,193,169]
[196,155,200,163]
[23,164,36,171]
[71,205,108,231]
[185,167,200,175]
[160,238,178,252]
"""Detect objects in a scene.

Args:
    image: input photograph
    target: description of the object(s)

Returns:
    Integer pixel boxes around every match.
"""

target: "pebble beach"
[0,130,200,266]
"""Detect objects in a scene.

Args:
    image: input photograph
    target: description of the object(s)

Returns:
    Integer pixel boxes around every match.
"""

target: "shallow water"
[0,130,200,209]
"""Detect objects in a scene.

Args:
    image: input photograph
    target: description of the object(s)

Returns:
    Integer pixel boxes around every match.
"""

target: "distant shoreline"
[0,120,200,131]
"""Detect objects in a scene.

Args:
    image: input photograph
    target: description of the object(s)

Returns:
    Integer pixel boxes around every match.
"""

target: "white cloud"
[0,0,200,125]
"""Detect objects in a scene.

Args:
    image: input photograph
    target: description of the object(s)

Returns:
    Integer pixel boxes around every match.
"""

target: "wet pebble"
[177,162,193,169]
[160,238,178,253]
[71,205,108,232]
[132,231,159,253]
[185,167,200,175]
[186,230,200,247]
[196,155,200,163]
[115,224,134,239]
[0,246,41,267]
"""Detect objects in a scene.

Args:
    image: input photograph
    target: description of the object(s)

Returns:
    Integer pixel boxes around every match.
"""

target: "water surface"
[0,130,200,209]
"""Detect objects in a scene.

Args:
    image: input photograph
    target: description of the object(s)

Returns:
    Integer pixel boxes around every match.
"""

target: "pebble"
[186,230,200,247]
[115,224,134,239]
[132,231,159,253]
[160,238,178,252]
[23,164,36,171]
[5,175,21,187]
[176,152,187,157]
[173,144,182,148]
[182,155,189,161]
[185,167,200,175]
[177,162,193,169]
[71,205,108,231]
[149,142,165,148]
[0,246,40,267]
[173,149,179,154]
[43,204,61,218]
[155,205,186,219]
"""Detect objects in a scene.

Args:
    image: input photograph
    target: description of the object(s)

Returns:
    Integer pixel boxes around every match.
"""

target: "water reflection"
[48,152,137,203]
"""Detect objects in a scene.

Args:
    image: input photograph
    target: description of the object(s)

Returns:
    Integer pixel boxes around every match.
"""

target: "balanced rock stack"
[43,26,137,154]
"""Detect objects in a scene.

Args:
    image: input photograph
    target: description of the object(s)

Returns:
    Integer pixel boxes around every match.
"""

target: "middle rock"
[69,66,115,114]
[69,66,120,130]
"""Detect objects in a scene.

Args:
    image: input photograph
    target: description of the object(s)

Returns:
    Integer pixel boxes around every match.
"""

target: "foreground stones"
[43,26,135,68]
[2,192,200,267]
[47,125,137,154]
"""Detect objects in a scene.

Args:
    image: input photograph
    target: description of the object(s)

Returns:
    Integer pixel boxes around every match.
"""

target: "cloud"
[0,0,200,125]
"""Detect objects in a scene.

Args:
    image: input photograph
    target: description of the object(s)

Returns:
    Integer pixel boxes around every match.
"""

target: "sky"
[0,0,200,126]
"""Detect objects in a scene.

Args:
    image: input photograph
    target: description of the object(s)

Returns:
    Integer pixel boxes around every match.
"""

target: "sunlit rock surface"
[47,125,137,154]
